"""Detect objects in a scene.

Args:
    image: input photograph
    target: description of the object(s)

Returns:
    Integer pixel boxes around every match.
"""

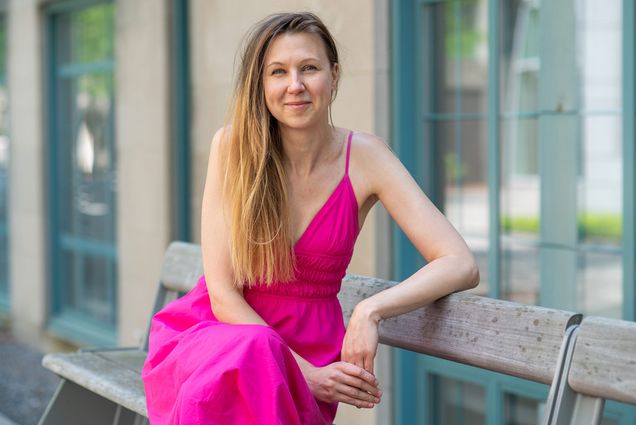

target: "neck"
[280,124,337,178]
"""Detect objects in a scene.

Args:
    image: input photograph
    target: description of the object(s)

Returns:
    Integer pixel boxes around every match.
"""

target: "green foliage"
[445,0,484,59]
[71,5,115,101]
[73,4,114,64]
[444,152,470,184]
[501,215,540,234]
[577,213,622,241]
[500,213,622,242]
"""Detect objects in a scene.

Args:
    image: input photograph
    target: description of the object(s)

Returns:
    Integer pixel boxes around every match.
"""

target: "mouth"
[285,101,311,108]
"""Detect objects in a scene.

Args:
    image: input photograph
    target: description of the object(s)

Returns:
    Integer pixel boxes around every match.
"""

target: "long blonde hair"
[223,12,340,287]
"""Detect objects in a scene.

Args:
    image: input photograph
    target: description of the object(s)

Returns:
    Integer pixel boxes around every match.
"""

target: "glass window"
[426,0,490,296]
[0,14,8,309]
[49,3,117,341]
[504,393,542,425]
[430,375,486,425]
[396,0,633,423]
[499,0,623,316]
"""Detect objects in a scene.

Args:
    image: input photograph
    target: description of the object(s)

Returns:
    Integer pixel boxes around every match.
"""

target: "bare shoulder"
[209,125,232,157]
[206,125,233,176]
[349,130,401,198]
[351,130,393,161]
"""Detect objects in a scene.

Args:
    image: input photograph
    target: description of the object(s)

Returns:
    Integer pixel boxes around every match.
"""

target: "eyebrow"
[266,57,321,68]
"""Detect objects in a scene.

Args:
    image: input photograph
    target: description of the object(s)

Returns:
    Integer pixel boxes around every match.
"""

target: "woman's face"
[263,32,338,132]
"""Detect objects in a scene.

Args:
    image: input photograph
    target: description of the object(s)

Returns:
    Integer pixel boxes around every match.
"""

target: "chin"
[275,113,328,131]
[275,117,317,131]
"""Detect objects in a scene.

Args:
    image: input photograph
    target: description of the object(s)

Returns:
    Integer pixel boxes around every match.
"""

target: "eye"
[302,64,318,71]
[271,68,285,75]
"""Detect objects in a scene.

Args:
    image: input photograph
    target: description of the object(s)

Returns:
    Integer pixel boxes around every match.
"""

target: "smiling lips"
[285,101,311,109]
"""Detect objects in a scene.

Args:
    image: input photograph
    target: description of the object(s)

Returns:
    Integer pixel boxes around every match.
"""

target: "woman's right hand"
[305,361,382,409]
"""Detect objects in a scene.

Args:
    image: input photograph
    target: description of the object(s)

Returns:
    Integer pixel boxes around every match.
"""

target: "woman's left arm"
[341,134,480,376]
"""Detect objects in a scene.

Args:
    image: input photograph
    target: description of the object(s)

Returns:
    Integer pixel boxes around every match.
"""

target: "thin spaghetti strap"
[345,130,353,175]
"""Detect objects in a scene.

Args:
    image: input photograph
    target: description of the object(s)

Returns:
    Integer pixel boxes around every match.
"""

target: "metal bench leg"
[569,394,605,425]
[111,405,146,425]
[543,326,606,425]
[38,379,121,425]
[541,324,580,425]
[132,414,150,425]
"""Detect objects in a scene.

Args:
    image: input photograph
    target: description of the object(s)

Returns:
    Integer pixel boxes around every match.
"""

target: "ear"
[331,63,340,89]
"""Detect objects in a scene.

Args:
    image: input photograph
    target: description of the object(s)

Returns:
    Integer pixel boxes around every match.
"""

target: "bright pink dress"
[142,131,360,425]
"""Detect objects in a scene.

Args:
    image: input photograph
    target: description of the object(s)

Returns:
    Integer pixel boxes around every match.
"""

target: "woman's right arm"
[200,127,267,326]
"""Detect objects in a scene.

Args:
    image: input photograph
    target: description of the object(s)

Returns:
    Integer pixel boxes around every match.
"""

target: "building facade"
[0,0,633,424]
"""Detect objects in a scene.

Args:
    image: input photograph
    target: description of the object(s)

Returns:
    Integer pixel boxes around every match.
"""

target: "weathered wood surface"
[568,316,636,405]
[42,350,148,417]
[339,275,581,384]
[159,241,203,293]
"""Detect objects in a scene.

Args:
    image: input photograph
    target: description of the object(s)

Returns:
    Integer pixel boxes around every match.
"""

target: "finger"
[337,382,381,404]
[364,355,374,375]
[340,362,378,387]
[340,374,382,397]
[337,393,376,409]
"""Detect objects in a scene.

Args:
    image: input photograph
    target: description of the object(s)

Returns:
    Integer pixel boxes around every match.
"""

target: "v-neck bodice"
[244,130,359,299]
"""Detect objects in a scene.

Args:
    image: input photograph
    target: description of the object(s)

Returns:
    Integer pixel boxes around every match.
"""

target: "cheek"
[264,80,284,105]
[311,75,334,98]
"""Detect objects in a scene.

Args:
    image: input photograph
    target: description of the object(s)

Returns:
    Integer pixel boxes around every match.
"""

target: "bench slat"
[42,351,148,417]
[568,316,636,405]
[160,241,203,293]
[339,275,581,384]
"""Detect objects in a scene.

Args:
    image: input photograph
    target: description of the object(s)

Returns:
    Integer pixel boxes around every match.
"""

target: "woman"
[141,12,479,425]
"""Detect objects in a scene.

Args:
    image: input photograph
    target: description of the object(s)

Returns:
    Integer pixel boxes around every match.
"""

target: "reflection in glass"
[428,0,490,295]
[579,114,622,247]
[62,250,115,323]
[430,375,486,425]
[601,417,619,425]
[52,3,116,331]
[440,120,489,295]
[56,4,114,66]
[500,0,540,115]
[579,252,622,319]
[504,393,541,425]
[0,15,8,305]
[501,238,539,305]
[67,73,115,244]
[429,0,488,114]
[499,0,623,313]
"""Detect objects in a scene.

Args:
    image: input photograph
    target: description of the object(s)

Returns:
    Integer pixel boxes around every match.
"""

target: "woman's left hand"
[341,302,380,375]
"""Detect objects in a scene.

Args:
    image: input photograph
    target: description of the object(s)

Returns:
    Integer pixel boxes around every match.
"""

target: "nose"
[287,72,305,94]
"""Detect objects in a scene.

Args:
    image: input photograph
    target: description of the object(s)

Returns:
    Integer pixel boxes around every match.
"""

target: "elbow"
[451,253,479,290]
[465,255,480,289]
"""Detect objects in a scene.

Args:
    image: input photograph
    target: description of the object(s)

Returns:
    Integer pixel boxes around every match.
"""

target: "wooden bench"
[37,241,636,425]
[548,316,636,424]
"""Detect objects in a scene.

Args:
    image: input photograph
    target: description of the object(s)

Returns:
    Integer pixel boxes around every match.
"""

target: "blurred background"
[0,0,634,424]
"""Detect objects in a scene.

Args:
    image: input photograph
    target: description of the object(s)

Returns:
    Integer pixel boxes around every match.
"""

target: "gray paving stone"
[0,411,19,425]
[0,329,59,425]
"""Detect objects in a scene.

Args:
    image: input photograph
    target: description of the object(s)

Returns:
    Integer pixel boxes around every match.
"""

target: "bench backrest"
[339,275,581,384]
[142,241,204,351]
[144,241,580,387]
[568,316,636,405]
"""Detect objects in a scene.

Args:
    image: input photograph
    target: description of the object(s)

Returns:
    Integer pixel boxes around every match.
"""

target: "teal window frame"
[170,0,192,242]
[391,0,636,423]
[45,0,117,346]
